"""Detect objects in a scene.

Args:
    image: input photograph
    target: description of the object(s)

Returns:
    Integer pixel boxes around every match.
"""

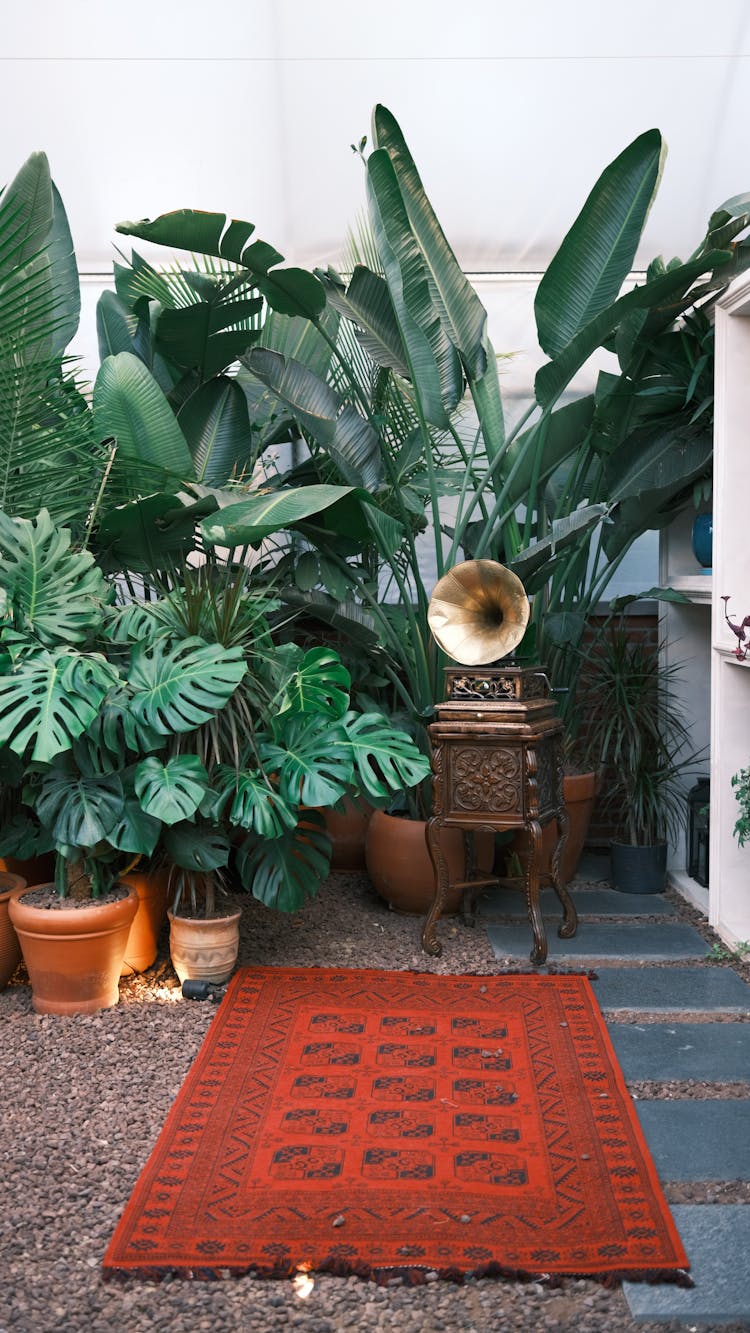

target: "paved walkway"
[479,854,750,1326]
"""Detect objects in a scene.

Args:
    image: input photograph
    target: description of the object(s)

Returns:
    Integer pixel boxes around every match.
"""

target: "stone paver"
[623,1205,750,1323]
[636,1101,750,1181]
[590,967,750,1013]
[479,886,677,918]
[487,921,709,961]
[608,1022,750,1082]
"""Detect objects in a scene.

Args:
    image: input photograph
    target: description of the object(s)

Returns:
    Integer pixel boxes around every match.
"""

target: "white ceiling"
[3,0,750,274]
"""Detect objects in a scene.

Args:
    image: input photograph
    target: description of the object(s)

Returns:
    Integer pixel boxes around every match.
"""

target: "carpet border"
[102,964,691,1289]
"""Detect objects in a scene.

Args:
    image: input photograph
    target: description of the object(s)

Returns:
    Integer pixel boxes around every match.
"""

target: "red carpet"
[103,967,689,1284]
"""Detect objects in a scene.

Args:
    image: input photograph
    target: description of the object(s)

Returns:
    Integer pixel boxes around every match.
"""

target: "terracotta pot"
[0,871,26,989]
[505,770,598,884]
[8,882,139,1016]
[0,853,55,885]
[365,810,494,915]
[560,770,598,882]
[168,909,241,985]
[323,796,373,871]
[120,869,170,976]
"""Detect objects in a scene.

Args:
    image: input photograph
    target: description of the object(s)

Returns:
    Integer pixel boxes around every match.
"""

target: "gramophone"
[422,559,577,964]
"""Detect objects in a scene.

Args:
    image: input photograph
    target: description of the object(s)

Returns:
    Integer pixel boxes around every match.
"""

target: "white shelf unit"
[659,508,712,913]
[707,273,750,947]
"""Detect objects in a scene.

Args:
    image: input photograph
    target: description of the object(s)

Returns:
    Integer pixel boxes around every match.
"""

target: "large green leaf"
[535,130,664,359]
[128,637,246,736]
[108,796,161,857]
[277,646,351,720]
[319,265,409,375]
[235,817,331,912]
[35,769,124,849]
[134,754,210,824]
[77,689,162,773]
[509,505,607,589]
[372,105,489,383]
[161,820,230,871]
[245,347,382,489]
[342,710,431,804]
[93,352,195,487]
[0,650,119,761]
[96,289,138,359]
[0,508,108,646]
[115,210,326,319]
[209,766,298,837]
[176,376,256,484]
[366,149,452,428]
[200,483,376,547]
[265,715,354,809]
[498,395,596,510]
[94,493,202,574]
[535,250,731,408]
[371,106,504,459]
[605,422,713,505]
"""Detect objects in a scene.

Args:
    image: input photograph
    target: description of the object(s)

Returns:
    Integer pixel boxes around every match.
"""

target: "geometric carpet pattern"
[103,968,689,1285]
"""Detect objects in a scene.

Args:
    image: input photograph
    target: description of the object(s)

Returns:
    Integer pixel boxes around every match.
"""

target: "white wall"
[3,0,750,275]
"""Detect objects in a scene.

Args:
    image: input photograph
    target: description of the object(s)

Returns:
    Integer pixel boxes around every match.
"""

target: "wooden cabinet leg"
[551,805,578,939]
[422,817,448,957]
[524,819,548,965]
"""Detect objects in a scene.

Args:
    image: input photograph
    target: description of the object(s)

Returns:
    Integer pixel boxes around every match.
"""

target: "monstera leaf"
[35,769,125,849]
[264,715,354,809]
[277,646,351,720]
[0,650,119,761]
[77,690,163,773]
[134,754,210,824]
[161,821,230,872]
[235,815,331,912]
[0,509,109,646]
[208,766,298,838]
[128,637,246,735]
[107,796,161,857]
[341,711,431,804]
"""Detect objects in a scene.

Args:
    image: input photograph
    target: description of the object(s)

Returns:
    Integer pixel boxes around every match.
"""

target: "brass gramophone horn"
[427,560,530,666]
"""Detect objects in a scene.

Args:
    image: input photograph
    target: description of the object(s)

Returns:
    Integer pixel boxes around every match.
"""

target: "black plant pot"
[610,841,668,894]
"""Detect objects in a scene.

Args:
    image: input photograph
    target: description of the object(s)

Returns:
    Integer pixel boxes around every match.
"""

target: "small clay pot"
[120,869,170,975]
[168,909,241,985]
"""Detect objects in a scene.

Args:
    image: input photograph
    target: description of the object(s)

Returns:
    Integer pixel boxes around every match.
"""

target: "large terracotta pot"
[8,882,139,1016]
[0,871,26,989]
[505,770,598,884]
[323,796,373,871]
[168,909,241,985]
[120,869,170,976]
[365,810,494,915]
[560,770,598,882]
[0,853,55,885]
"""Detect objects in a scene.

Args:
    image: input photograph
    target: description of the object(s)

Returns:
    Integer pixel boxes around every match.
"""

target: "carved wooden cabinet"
[422,667,577,964]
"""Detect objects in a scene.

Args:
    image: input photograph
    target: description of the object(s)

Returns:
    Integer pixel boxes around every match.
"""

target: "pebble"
[2,871,748,1333]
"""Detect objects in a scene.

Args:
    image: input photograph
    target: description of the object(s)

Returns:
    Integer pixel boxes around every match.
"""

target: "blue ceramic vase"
[691,512,713,571]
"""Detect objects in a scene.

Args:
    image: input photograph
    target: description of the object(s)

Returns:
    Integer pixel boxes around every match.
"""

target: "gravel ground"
[1,869,749,1333]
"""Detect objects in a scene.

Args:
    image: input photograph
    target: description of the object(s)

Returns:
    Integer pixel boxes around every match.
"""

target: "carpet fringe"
[102,1258,692,1289]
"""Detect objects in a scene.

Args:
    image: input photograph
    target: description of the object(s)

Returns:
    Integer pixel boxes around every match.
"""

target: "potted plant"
[580,616,703,892]
[0,509,250,1010]
[114,111,747,887]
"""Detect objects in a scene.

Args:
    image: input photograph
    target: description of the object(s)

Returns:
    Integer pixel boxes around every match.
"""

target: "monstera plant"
[0,510,429,917]
[0,509,248,902]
